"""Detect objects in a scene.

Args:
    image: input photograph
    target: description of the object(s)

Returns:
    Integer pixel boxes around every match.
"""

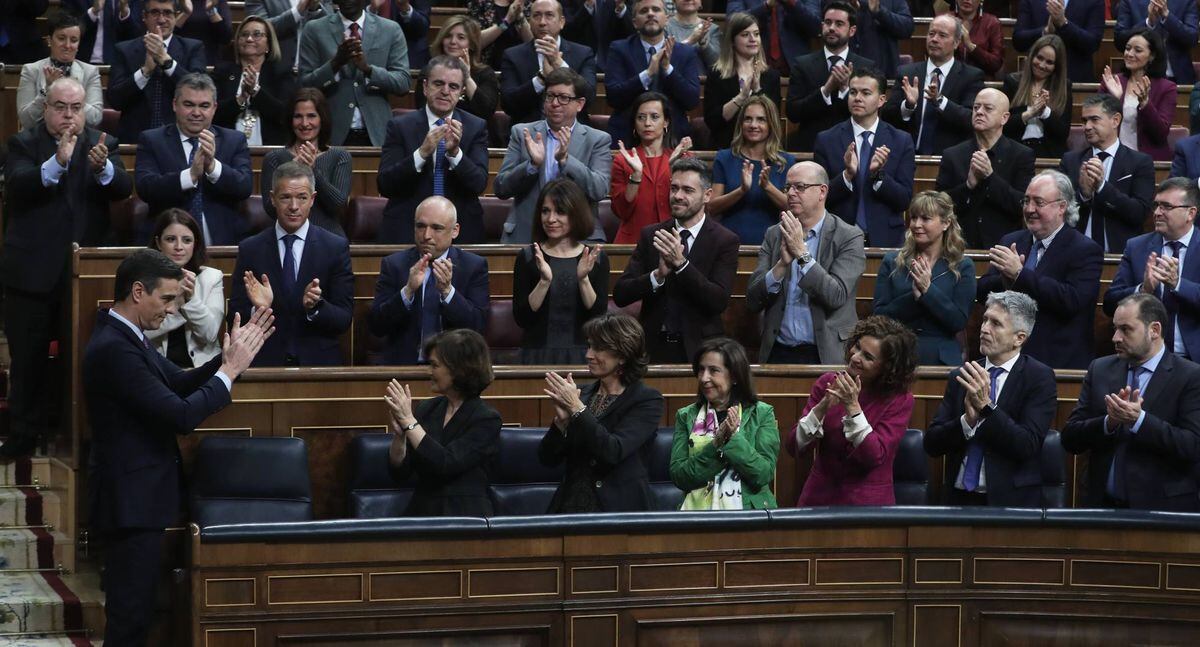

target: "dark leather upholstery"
[893,428,930,506]
[648,427,684,511]
[109,195,149,245]
[688,116,711,151]
[345,196,387,242]
[488,427,566,516]
[481,195,512,242]
[347,433,416,519]
[1041,430,1068,509]
[485,299,522,364]
[597,199,617,243]
[489,111,512,148]
[588,113,610,134]
[240,195,272,235]
[190,437,313,528]
[100,108,120,137]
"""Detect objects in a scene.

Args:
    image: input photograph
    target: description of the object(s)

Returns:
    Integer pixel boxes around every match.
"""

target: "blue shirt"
[711,149,795,245]
[765,214,825,346]
[1110,343,1167,435]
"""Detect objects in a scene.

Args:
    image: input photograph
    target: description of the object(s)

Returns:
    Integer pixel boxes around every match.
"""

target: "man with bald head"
[369,196,490,364]
[747,161,866,364]
[936,87,1036,249]
[1,76,132,459]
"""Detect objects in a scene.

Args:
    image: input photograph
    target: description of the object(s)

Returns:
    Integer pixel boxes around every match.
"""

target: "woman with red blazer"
[954,0,1004,78]
[610,91,693,244]
[785,316,918,506]
[1099,27,1178,162]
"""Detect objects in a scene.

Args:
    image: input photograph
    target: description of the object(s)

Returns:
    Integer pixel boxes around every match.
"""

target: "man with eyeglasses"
[495,67,610,243]
[1105,177,1200,360]
[746,160,866,364]
[107,0,207,143]
[377,55,489,244]
[976,169,1103,370]
[0,77,133,459]
[501,0,597,127]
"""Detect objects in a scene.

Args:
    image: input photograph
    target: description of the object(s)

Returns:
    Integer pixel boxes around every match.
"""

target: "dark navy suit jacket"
[500,38,597,126]
[925,354,1057,507]
[1104,226,1200,358]
[134,124,253,245]
[563,0,632,71]
[813,119,915,247]
[107,34,207,143]
[603,35,701,148]
[1169,133,1200,179]
[848,0,913,77]
[1060,143,1156,254]
[976,225,1103,370]
[786,49,875,151]
[63,0,144,64]
[882,59,984,155]
[229,223,354,366]
[728,0,820,71]
[1014,0,1103,81]
[368,246,490,365]
[1115,0,1198,84]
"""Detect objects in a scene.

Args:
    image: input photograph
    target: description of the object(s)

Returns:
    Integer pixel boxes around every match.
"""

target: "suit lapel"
[441,397,481,443]
[995,355,1025,409]
[817,212,837,266]
[1141,352,1175,412]
[1183,227,1200,283]
[294,225,319,288]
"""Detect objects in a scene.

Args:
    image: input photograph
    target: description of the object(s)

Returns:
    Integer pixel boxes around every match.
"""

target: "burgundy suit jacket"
[1099,74,1178,161]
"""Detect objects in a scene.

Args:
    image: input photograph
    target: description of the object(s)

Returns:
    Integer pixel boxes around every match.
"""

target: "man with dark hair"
[614,157,740,363]
[925,290,1057,507]
[501,0,597,126]
[0,77,133,459]
[135,72,253,245]
[727,0,820,75]
[847,0,913,78]
[1063,292,1200,511]
[106,0,207,142]
[1013,0,1103,82]
[1105,177,1200,359]
[786,0,875,152]
[378,55,489,243]
[814,66,914,247]
[229,161,354,366]
[1060,93,1156,253]
[495,67,610,242]
[84,248,273,645]
[936,87,1036,249]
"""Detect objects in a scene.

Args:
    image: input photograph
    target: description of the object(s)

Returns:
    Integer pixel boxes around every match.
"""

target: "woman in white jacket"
[145,209,225,367]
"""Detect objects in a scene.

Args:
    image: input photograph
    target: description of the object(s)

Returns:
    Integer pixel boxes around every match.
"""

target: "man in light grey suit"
[746,161,866,364]
[494,67,610,243]
[298,0,410,146]
[246,0,335,73]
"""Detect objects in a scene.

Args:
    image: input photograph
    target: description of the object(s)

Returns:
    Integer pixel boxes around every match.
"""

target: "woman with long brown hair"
[702,12,780,149]
[707,95,794,245]
[418,15,500,120]
[1003,34,1072,159]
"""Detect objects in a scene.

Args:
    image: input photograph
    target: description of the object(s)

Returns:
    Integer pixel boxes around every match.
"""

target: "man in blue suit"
[501,0,598,126]
[1105,177,1200,360]
[374,0,432,70]
[814,67,914,248]
[63,0,144,64]
[1169,132,1200,180]
[106,0,206,143]
[848,0,913,78]
[84,249,273,646]
[369,196,490,365]
[1115,0,1198,85]
[604,0,701,148]
[977,170,1104,370]
[229,162,354,367]
[135,73,253,245]
[727,0,820,75]
[563,0,631,71]
[1013,0,1103,82]
[377,56,489,244]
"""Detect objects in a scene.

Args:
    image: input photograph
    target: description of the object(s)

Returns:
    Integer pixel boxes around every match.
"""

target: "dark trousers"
[946,487,990,506]
[102,528,165,647]
[766,341,821,364]
[343,128,372,146]
[3,285,65,444]
[649,332,689,364]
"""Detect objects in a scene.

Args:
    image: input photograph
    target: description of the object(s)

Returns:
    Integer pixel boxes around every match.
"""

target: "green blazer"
[669,401,779,510]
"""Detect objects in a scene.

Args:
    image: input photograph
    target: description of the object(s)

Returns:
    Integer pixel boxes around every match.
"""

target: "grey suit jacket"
[17,58,103,130]
[494,120,611,243]
[745,212,866,363]
[247,0,335,71]
[298,11,411,146]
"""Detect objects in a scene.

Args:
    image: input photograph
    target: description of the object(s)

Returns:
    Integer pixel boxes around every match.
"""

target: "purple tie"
[962,366,1004,492]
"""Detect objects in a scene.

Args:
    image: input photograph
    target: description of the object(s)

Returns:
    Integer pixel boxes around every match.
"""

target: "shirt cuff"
[615,5,626,16]
[532,76,546,94]
[442,286,456,304]
[936,96,947,110]
[795,409,825,447]
[134,68,150,89]
[663,63,674,76]
[41,156,67,187]
[96,159,115,185]
[1130,410,1147,434]
[413,149,428,171]
[842,411,873,448]
[797,258,814,276]
[1039,106,1052,119]
[673,259,690,274]
[180,168,195,191]
[639,70,652,90]
[821,88,833,105]
[164,61,179,77]
[446,148,464,168]
[960,413,980,439]
[206,159,223,183]
[399,4,414,18]
[215,371,233,392]
[842,173,855,190]
[764,269,783,293]
[526,161,540,175]
[900,103,915,120]
[649,271,664,290]
[88,7,101,21]
[401,287,415,308]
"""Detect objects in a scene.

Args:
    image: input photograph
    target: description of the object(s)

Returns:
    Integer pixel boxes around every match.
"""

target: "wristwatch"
[401,420,420,432]
[797,251,813,265]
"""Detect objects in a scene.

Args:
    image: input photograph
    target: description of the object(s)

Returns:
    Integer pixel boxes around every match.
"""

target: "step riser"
[0,573,102,640]
[0,530,77,572]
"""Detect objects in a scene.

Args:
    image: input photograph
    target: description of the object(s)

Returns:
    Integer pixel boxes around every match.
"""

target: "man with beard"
[500,0,597,126]
[786,1,874,152]
[1063,292,1200,511]
[746,161,866,364]
[603,0,701,147]
[614,157,740,363]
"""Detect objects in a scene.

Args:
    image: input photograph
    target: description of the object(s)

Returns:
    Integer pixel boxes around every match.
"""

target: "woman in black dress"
[1002,34,1072,160]
[702,11,781,149]
[211,16,295,145]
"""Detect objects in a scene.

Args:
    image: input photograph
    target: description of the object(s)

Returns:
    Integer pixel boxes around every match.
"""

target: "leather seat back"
[347,433,416,519]
[648,427,684,511]
[345,196,387,242]
[488,427,566,516]
[893,428,930,505]
[1041,430,1068,509]
[191,437,313,527]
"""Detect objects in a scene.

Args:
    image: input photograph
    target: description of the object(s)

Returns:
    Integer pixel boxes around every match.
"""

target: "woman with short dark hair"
[17,10,103,130]
[385,329,501,517]
[670,337,779,510]
[540,313,664,513]
[611,91,693,244]
[1100,27,1177,161]
[143,209,224,367]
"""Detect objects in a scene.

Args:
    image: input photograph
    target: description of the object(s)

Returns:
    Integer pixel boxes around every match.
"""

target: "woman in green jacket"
[670,337,779,510]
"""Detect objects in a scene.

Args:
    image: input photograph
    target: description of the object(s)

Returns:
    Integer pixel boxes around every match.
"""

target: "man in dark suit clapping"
[501,0,597,127]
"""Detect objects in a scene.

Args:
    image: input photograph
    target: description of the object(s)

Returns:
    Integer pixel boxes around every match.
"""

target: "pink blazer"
[1099,74,1178,161]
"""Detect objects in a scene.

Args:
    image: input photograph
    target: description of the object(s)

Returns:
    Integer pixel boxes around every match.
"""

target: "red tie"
[768,4,784,72]
[349,22,361,43]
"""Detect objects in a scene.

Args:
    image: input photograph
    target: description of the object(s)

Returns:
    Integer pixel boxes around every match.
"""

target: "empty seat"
[688,116,711,151]
[488,427,566,515]
[481,195,512,242]
[486,299,523,364]
[589,113,610,134]
[1041,430,1067,509]
[1067,125,1087,153]
[190,437,313,527]
[893,428,930,506]
[489,111,513,148]
[597,199,617,242]
[345,196,387,242]
[347,433,416,518]
[240,195,273,235]
[648,427,684,511]
[100,108,120,138]
[109,195,149,246]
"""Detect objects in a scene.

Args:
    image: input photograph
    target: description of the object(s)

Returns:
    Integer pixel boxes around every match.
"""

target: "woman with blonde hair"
[212,16,294,145]
[419,15,500,121]
[872,191,976,366]
[1002,34,1072,160]
[702,12,780,150]
[707,95,794,245]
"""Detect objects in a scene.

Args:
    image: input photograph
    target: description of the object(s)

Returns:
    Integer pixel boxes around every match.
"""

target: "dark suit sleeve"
[673,230,739,315]
[1013,0,1043,52]
[100,134,134,201]
[576,45,599,106]
[105,44,142,112]
[612,228,656,306]
[409,403,502,478]
[876,132,915,211]
[179,37,209,73]
[662,46,702,111]
[4,132,57,206]
[977,362,1056,462]
[1114,0,1137,44]
[367,254,414,337]
[565,385,664,468]
[97,340,231,437]
[814,134,852,206]
[980,143,1035,220]
[1059,0,1104,54]
[134,131,187,206]
[1011,239,1102,317]
[924,372,967,457]
[935,148,969,203]
[602,42,643,112]
[441,256,489,332]
[1061,359,1114,454]
[499,49,540,121]
[1093,153,1155,229]
[702,74,731,139]
[227,241,253,329]
[208,133,253,201]
[939,67,984,133]
[396,0,431,51]
[307,237,354,335]
[1171,140,1189,178]
[377,117,421,195]
[313,149,351,219]
[452,119,489,195]
[1132,366,1200,463]
[787,63,829,124]
[880,69,911,130]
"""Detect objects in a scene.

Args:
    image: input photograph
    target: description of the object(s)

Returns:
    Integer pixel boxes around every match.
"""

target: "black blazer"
[702,68,782,150]
[63,0,144,65]
[376,107,490,244]
[1001,74,1072,160]
[539,380,665,512]
[1013,0,1104,82]
[976,226,1103,369]
[1062,352,1200,511]
[107,34,207,143]
[785,50,874,152]
[512,244,610,354]
[1,126,132,293]
[935,135,1036,249]
[390,396,502,517]
[499,38,597,126]
[84,310,229,532]
[0,0,48,64]
[925,354,1057,507]
[211,60,296,146]
[1059,144,1156,254]
[612,218,741,361]
[882,59,984,154]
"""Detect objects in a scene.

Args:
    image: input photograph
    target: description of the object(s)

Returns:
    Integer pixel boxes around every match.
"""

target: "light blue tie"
[1024,240,1043,271]
[432,118,446,196]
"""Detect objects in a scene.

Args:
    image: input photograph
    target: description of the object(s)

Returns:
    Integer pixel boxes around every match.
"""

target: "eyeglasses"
[1154,201,1195,213]
[240,31,268,41]
[1019,197,1064,209]
[784,182,824,193]
[544,92,580,105]
[144,8,177,18]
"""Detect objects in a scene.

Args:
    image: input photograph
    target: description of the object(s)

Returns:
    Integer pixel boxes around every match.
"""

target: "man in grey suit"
[494,67,609,243]
[746,160,866,364]
[246,0,335,73]
[298,0,410,146]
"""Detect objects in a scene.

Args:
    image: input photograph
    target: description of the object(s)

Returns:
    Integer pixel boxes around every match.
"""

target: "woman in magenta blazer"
[785,316,918,506]
[1099,27,1177,162]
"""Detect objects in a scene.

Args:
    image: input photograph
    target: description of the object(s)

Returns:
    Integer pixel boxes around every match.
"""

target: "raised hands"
[955,361,992,423]
[86,132,109,173]
[419,122,448,159]
[714,404,741,447]
[668,136,693,164]
[1100,65,1123,99]
[293,140,319,167]
[966,149,993,188]
[553,125,572,163]
[385,379,416,428]
[1105,386,1144,430]
[1144,252,1180,292]
[842,140,859,182]
[987,242,1026,282]
[900,76,922,109]
[523,128,547,167]
[219,308,276,379]
[544,371,584,425]
[1078,156,1105,199]
[1130,74,1151,109]
[910,254,932,297]
[653,227,687,270]
[533,243,553,282]
[577,244,601,280]
[617,140,644,178]
[242,271,274,309]
[42,65,64,87]
[685,18,713,48]
[825,371,863,415]
[302,278,322,311]
[740,158,755,192]
[778,210,808,264]
[535,35,563,76]
[442,119,463,156]
[180,268,197,300]
[405,253,432,297]
[823,60,853,96]
[432,257,454,297]
[55,123,78,166]
[868,145,891,175]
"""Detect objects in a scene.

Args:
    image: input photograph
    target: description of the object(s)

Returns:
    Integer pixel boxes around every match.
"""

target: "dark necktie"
[646,45,660,90]
[962,366,1005,492]
[186,137,206,236]
[665,229,693,334]
[1089,151,1112,247]
[679,229,693,257]
[917,69,942,155]
[281,233,298,298]
[432,117,446,196]
[828,55,843,72]
[1162,240,1184,350]
[419,274,441,357]
[1107,365,1148,502]
[855,130,873,234]
[166,326,192,367]
[349,21,361,42]
[767,4,784,72]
